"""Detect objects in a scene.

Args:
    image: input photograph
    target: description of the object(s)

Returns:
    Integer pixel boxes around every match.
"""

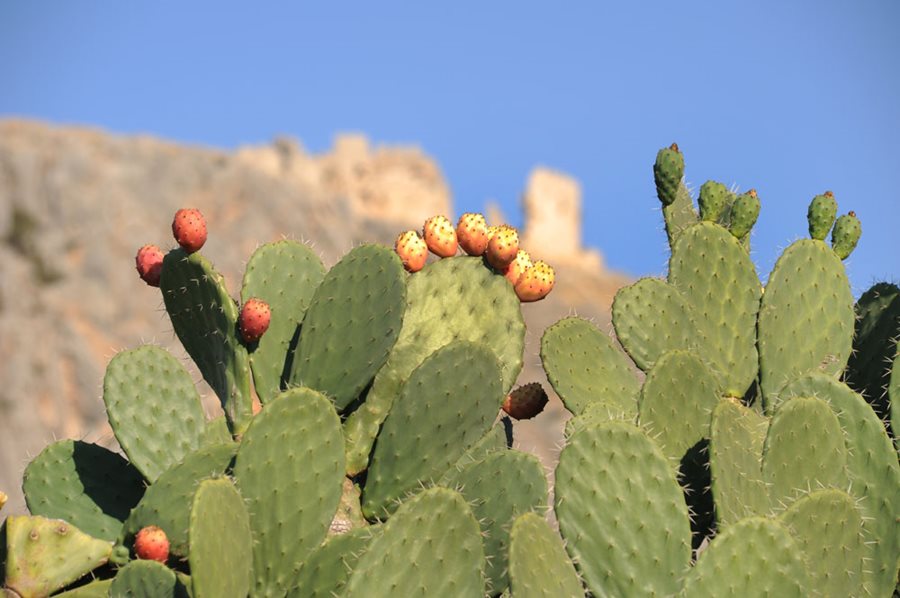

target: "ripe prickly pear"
[728,189,760,239]
[653,143,684,206]
[239,298,271,343]
[486,225,519,270]
[395,230,428,272]
[807,191,838,241]
[423,215,458,258]
[831,211,861,259]
[135,244,164,287]
[457,213,489,256]
[172,208,207,254]
[504,249,533,285]
[134,525,169,563]
[502,382,549,419]
[515,260,554,302]
[698,180,730,222]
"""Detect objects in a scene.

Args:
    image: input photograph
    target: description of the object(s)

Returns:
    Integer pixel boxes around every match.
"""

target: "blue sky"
[2,2,897,294]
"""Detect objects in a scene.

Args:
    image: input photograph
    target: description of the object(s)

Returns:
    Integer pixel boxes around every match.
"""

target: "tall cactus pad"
[780,373,900,597]
[288,245,406,411]
[343,256,524,474]
[681,517,807,597]
[807,192,837,240]
[188,478,252,598]
[108,560,187,598]
[653,143,685,207]
[234,388,344,597]
[612,277,698,371]
[508,512,583,598]
[638,350,721,463]
[3,516,112,598]
[160,248,252,433]
[555,421,691,597]
[669,222,761,395]
[761,396,848,511]
[708,399,769,527]
[831,211,861,259]
[290,525,382,598]
[121,442,237,558]
[758,239,854,408]
[663,184,699,249]
[441,450,548,594]
[23,440,145,542]
[540,317,640,416]
[102,346,206,482]
[363,342,503,519]
[344,488,484,597]
[778,489,865,598]
[241,240,325,403]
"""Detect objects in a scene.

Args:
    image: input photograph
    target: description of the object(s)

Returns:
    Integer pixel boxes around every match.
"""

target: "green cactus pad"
[681,517,807,597]
[779,373,900,597]
[508,512,583,598]
[53,579,113,597]
[23,440,144,542]
[160,248,253,434]
[344,487,484,597]
[807,192,838,240]
[199,415,233,446]
[102,345,206,482]
[892,352,900,446]
[831,211,861,259]
[778,489,865,598]
[757,239,854,408]
[3,516,112,598]
[188,478,252,598]
[727,190,760,240]
[638,350,721,464]
[290,525,382,598]
[663,183,699,249]
[540,317,640,417]
[653,143,685,207]
[328,478,367,536]
[343,256,524,474]
[108,560,188,598]
[362,341,503,519]
[669,222,762,396]
[241,240,326,403]
[441,450,548,594]
[555,421,691,597]
[761,396,848,511]
[612,277,698,371]
[233,387,344,598]
[698,180,730,222]
[121,443,237,558]
[288,244,406,411]
[708,399,769,527]
[845,282,900,424]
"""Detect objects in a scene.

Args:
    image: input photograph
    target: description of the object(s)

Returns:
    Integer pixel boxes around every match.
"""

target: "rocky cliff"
[0,120,629,512]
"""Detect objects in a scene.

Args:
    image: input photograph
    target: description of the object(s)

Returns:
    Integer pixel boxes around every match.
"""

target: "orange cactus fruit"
[514,260,555,302]
[423,215,458,258]
[485,225,519,270]
[395,230,428,272]
[456,213,489,256]
[504,249,533,285]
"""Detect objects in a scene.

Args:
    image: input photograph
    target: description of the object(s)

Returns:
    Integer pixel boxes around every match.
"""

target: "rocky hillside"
[0,120,629,512]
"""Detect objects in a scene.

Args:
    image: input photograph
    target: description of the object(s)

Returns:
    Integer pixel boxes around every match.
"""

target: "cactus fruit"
[698,180,730,222]
[502,382,549,420]
[394,230,428,272]
[514,260,554,302]
[831,210,861,259]
[134,525,169,563]
[171,207,207,254]
[238,297,271,343]
[653,142,684,207]
[0,489,6,510]
[807,191,837,240]
[728,189,761,239]
[504,249,533,285]
[422,214,458,257]
[456,212,489,256]
[486,224,519,270]
[134,244,164,286]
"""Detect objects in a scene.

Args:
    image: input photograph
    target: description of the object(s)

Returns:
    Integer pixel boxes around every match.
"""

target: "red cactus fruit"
[503,249,533,286]
[486,225,519,270]
[514,261,555,303]
[134,525,169,563]
[423,215,458,258]
[172,208,207,254]
[456,213,489,256]
[240,298,271,343]
[135,244,164,287]
[502,382,549,420]
[395,230,428,273]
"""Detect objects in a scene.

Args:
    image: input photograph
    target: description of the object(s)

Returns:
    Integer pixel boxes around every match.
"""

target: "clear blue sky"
[2,2,897,294]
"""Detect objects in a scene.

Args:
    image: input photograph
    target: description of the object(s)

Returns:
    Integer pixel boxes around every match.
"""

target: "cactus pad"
[108,559,188,598]
[555,421,691,597]
[344,487,484,597]
[23,440,144,542]
[241,240,326,403]
[102,345,206,482]
[508,512,583,598]
[540,317,639,416]
[288,244,406,410]
[291,525,382,598]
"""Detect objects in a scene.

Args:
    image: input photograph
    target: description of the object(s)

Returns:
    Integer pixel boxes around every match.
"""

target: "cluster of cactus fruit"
[2,143,898,597]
